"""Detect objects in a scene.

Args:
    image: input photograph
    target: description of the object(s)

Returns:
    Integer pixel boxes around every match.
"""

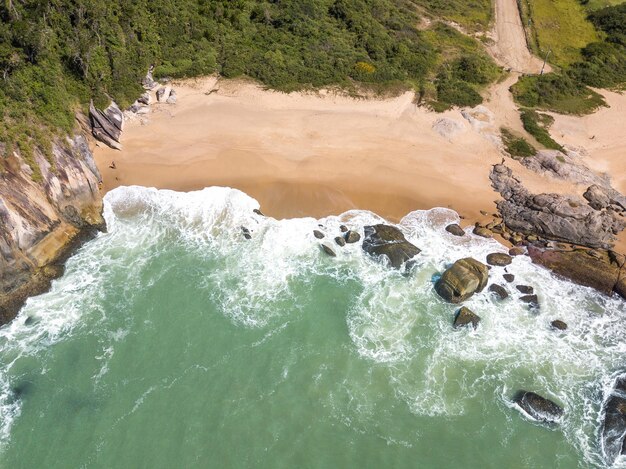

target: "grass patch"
[511,73,607,114]
[519,109,564,150]
[581,0,626,11]
[523,0,600,66]
[500,127,537,158]
[413,0,493,31]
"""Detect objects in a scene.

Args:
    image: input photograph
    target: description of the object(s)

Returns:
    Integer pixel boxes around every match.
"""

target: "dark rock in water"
[516,285,534,294]
[453,307,481,329]
[344,230,361,244]
[241,227,252,240]
[24,315,37,326]
[473,227,493,238]
[340,225,348,233]
[489,284,508,300]
[520,294,539,308]
[601,374,626,466]
[362,225,420,269]
[335,236,346,247]
[313,230,325,239]
[528,246,626,299]
[435,258,489,303]
[11,381,34,400]
[490,164,624,249]
[503,273,515,283]
[253,209,264,216]
[320,244,336,257]
[513,390,563,424]
[445,224,465,237]
[509,247,526,256]
[550,320,567,331]
[487,253,512,266]
[89,100,123,150]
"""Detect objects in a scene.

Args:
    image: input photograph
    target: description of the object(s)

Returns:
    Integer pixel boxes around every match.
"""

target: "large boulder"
[513,391,563,424]
[486,253,512,266]
[435,258,489,303]
[528,246,626,299]
[89,101,123,150]
[362,224,420,269]
[601,373,626,466]
[445,224,465,237]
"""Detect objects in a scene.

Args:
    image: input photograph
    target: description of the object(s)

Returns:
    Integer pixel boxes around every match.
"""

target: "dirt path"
[488,0,546,73]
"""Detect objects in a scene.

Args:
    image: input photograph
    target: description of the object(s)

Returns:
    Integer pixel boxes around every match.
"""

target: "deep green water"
[0,186,624,468]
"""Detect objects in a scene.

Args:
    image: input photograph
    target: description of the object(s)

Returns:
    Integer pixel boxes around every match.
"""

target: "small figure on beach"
[109,161,116,169]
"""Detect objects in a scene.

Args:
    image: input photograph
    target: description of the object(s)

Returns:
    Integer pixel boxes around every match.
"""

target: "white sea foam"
[0,186,623,467]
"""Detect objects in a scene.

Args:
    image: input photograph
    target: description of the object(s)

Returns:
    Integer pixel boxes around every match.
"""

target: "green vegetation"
[0,0,501,168]
[512,3,626,115]
[413,0,493,31]
[500,127,537,158]
[519,109,563,150]
[580,0,626,11]
[520,0,600,66]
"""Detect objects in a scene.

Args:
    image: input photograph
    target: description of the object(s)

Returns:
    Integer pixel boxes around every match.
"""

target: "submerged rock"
[253,209,265,216]
[601,374,626,466]
[503,273,515,283]
[489,284,508,300]
[241,226,252,240]
[344,230,361,244]
[520,294,539,308]
[435,258,489,303]
[445,224,465,237]
[487,253,512,266]
[362,225,420,269]
[513,391,563,424]
[334,236,346,247]
[453,307,481,329]
[550,320,567,331]
[313,230,325,239]
[320,244,336,257]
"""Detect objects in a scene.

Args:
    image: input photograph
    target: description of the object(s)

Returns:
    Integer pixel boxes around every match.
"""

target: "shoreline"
[94,76,626,253]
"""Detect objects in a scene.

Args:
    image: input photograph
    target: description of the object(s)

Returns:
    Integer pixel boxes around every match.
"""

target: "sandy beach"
[94,77,578,223]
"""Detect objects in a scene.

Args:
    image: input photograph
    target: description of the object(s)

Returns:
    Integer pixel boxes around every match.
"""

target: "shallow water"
[0,186,624,468]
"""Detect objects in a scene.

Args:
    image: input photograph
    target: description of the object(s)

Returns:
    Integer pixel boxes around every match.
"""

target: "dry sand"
[94,77,574,226]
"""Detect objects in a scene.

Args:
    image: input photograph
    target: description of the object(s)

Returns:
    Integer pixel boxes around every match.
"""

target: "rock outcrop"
[89,101,124,150]
[362,224,420,269]
[601,373,626,466]
[513,390,563,424]
[528,246,626,299]
[490,164,624,249]
[486,253,512,266]
[453,306,481,329]
[0,135,104,325]
[435,258,489,303]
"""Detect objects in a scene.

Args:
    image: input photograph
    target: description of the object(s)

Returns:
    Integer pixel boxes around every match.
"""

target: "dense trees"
[0,0,498,158]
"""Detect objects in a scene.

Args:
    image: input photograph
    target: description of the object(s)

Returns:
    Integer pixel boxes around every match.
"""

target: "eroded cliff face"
[0,134,104,325]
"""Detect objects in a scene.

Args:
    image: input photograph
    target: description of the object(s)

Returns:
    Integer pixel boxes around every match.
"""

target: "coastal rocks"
[513,391,563,424]
[453,307,481,329]
[489,284,508,300]
[486,253,512,266]
[520,294,539,307]
[528,246,626,299]
[320,244,336,257]
[473,226,493,238]
[445,224,465,237]
[509,247,525,256]
[335,236,346,247]
[241,227,252,240]
[89,101,123,150]
[0,135,104,325]
[157,86,177,104]
[490,164,624,249]
[344,230,361,244]
[435,258,489,303]
[362,224,420,269]
[516,285,534,295]
[432,118,466,141]
[601,373,626,466]
[141,65,158,90]
[503,273,515,283]
[313,230,325,239]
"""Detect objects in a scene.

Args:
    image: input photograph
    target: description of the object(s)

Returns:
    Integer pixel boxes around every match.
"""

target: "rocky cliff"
[0,134,104,325]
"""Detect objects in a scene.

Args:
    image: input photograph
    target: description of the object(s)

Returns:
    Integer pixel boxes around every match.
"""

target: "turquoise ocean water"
[0,186,624,468]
